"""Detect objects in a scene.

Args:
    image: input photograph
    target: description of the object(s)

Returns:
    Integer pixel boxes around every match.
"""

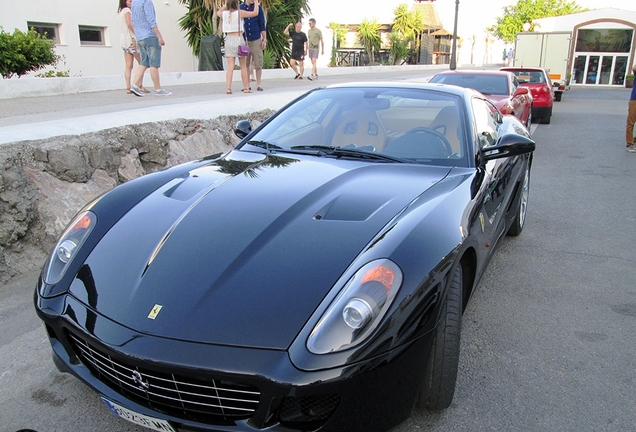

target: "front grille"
[67,332,260,424]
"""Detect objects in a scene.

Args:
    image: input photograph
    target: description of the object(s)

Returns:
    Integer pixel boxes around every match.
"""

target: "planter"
[627,77,634,88]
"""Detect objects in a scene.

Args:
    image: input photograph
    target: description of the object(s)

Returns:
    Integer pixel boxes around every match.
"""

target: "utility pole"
[450,0,459,70]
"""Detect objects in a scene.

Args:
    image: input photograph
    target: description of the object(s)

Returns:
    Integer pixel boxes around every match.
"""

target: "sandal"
[243,88,252,93]
[226,89,232,94]
[257,87,263,91]
[140,86,151,94]
[126,89,133,94]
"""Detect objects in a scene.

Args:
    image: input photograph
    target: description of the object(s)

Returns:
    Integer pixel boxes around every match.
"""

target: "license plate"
[102,398,176,432]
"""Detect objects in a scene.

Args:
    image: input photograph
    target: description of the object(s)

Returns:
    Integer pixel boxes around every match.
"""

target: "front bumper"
[37,292,433,432]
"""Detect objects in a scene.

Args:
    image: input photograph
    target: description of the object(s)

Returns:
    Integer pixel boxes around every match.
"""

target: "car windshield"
[239,87,468,167]
[430,74,509,96]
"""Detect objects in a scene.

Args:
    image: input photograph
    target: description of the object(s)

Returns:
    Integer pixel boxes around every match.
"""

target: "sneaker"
[307,75,313,81]
[130,84,144,97]
[154,88,172,96]
[627,145,636,153]
[298,76,303,80]
[294,74,300,80]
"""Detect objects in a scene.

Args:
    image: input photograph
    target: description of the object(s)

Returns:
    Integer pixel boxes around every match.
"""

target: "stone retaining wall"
[0,110,273,282]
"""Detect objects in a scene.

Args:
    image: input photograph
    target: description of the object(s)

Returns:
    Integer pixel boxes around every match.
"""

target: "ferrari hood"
[70,150,452,349]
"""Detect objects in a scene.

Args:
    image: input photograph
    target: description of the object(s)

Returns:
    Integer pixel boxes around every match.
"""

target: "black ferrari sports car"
[35,82,535,432]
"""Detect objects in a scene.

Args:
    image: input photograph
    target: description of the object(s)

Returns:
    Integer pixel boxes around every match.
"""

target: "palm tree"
[357,19,381,64]
[389,33,409,65]
[392,4,420,41]
[177,0,219,56]
[177,0,310,68]
[391,3,423,64]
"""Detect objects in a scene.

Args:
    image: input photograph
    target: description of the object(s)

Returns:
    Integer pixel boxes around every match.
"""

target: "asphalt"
[0,65,451,145]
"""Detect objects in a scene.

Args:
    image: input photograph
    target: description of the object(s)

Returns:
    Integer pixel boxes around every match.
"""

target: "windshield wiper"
[288,145,404,163]
[246,140,282,150]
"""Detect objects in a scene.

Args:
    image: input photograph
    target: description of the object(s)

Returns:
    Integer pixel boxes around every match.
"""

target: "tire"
[419,265,463,411]
[540,114,551,124]
[525,109,532,129]
[555,92,562,102]
[507,162,530,236]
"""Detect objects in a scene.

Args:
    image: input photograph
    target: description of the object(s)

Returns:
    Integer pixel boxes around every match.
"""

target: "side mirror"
[513,87,529,96]
[234,119,252,139]
[480,133,535,162]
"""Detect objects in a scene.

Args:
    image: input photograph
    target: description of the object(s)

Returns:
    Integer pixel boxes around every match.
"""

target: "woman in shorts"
[118,0,148,94]
[217,0,260,94]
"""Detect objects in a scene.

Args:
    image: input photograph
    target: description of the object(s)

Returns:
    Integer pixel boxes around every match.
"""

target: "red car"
[429,70,533,128]
[501,67,555,124]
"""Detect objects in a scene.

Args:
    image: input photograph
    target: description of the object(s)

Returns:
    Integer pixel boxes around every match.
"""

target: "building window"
[27,22,60,44]
[79,26,105,46]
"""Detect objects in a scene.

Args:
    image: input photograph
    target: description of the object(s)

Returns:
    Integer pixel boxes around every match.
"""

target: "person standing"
[130,0,171,96]
[284,21,307,79]
[118,0,149,94]
[626,64,636,153]
[217,0,260,94]
[506,48,514,66]
[306,18,323,81]
[241,0,266,91]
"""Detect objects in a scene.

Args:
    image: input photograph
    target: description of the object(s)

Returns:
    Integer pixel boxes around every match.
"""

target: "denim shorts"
[137,36,162,68]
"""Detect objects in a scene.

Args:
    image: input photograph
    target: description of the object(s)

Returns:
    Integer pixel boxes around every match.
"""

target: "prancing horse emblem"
[132,370,150,391]
[148,304,163,319]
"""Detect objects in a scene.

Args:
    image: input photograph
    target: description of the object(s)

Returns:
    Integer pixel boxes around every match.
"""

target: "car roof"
[322,81,481,98]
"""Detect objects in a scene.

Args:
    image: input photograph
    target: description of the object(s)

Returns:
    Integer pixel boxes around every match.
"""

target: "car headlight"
[307,259,403,354]
[42,211,96,286]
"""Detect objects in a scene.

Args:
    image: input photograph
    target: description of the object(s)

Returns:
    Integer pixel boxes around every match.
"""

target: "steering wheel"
[402,126,453,156]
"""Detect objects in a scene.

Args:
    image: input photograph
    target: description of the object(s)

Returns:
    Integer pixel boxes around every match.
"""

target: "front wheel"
[419,264,463,411]
[507,162,530,236]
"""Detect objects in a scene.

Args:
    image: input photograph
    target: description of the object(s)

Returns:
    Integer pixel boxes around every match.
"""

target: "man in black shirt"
[284,21,307,79]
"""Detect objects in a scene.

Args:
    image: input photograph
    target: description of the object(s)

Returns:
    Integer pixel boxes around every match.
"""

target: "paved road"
[2,84,635,431]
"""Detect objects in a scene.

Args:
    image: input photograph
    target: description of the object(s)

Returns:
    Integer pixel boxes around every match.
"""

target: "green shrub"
[389,33,410,65]
[0,27,59,79]
[263,49,276,69]
[35,69,70,78]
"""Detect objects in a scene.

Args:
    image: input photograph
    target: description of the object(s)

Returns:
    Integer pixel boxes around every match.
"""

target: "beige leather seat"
[428,105,462,154]
[331,109,387,150]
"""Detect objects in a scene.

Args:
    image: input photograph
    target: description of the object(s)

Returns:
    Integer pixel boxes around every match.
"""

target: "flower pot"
[627,77,634,88]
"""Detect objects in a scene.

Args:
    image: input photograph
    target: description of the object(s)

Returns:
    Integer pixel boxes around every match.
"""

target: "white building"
[1,0,197,77]
[529,8,636,86]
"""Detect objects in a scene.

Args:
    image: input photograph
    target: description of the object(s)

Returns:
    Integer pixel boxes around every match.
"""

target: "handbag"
[238,37,250,57]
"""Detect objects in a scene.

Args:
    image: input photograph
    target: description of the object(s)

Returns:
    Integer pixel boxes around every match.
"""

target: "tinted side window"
[471,98,499,148]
